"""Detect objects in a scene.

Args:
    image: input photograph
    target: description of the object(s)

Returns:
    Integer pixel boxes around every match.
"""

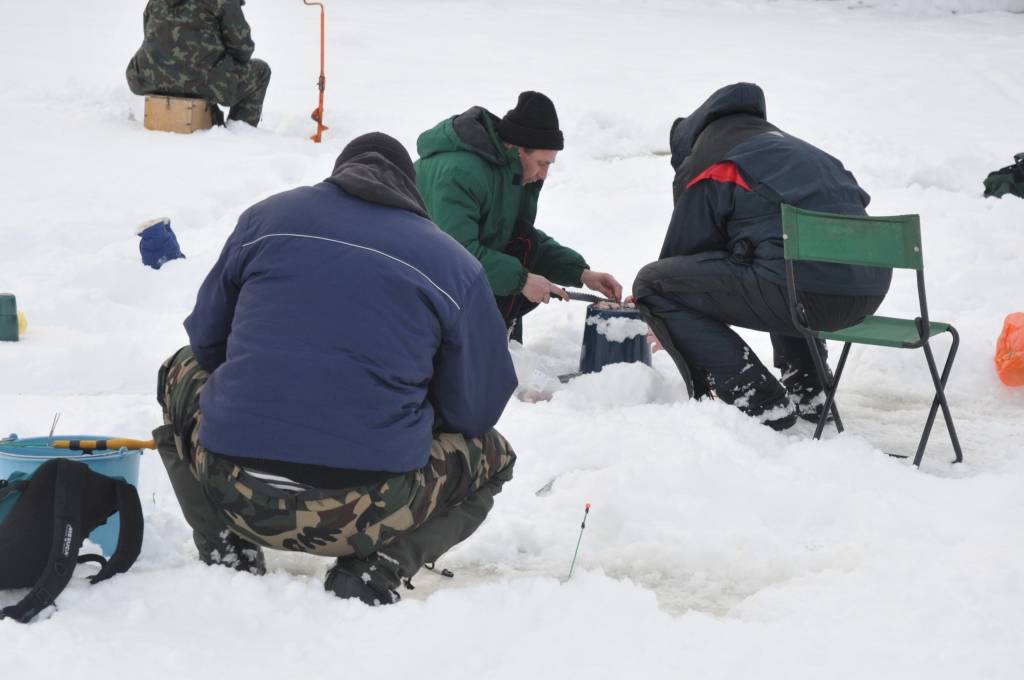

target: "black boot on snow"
[195,528,267,576]
[781,366,833,424]
[325,553,402,606]
[210,103,225,127]
[717,365,797,431]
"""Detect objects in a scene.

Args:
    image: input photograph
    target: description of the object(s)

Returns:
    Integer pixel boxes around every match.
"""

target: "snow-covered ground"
[2,1,1023,678]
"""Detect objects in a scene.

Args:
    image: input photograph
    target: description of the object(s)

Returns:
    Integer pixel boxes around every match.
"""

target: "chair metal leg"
[811,342,851,438]
[803,336,846,439]
[913,326,964,467]
[828,342,851,430]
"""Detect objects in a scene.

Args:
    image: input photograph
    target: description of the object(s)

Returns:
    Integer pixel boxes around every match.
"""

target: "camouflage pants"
[128,57,271,127]
[204,58,271,126]
[154,347,516,568]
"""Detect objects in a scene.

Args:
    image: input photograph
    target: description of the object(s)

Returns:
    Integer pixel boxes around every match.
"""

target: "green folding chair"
[781,204,963,466]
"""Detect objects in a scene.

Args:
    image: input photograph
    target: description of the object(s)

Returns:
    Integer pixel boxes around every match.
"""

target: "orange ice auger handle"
[304,0,328,143]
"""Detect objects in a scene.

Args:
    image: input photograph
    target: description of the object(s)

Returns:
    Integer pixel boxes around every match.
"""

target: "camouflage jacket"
[126,0,254,96]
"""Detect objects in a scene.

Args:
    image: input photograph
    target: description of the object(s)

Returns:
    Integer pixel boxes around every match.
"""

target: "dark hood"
[167,0,240,6]
[670,82,767,170]
[416,106,509,167]
[326,152,428,218]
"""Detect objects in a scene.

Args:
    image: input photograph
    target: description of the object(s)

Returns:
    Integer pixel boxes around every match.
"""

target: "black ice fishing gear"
[983,153,1024,199]
[0,458,143,623]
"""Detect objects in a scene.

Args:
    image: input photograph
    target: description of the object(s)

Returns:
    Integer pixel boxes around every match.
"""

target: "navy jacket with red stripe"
[661,82,891,296]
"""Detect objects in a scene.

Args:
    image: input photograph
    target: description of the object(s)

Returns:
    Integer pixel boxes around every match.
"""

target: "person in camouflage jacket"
[126,0,271,127]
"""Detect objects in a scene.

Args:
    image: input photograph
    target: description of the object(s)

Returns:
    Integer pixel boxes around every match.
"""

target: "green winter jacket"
[415,107,588,296]
[126,0,254,97]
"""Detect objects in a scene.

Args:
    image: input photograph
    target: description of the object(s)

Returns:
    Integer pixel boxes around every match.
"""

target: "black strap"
[77,554,109,568]
[0,478,29,503]
[89,480,143,584]
[1,460,88,623]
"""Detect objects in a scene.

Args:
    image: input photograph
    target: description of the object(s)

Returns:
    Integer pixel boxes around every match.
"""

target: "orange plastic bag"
[995,312,1024,387]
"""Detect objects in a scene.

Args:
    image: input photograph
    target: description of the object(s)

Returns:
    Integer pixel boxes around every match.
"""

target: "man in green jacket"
[415,91,622,339]
[126,0,271,127]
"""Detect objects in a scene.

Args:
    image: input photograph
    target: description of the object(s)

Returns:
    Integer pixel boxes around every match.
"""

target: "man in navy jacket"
[154,133,518,605]
[633,83,890,430]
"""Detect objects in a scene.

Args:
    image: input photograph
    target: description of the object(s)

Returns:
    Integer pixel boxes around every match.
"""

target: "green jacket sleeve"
[531,228,589,288]
[220,1,255,63]
[423,171,530,297]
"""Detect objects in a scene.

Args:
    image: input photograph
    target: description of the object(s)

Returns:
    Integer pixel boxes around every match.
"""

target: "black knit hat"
[333,132,416,182]
[497,91,564,151]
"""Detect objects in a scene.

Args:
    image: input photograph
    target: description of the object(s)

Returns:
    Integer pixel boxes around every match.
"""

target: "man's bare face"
[517,148,558,184]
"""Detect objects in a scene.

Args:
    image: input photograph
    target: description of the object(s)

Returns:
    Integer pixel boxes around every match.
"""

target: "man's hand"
[581,269,623,302]
[522,273,569,304]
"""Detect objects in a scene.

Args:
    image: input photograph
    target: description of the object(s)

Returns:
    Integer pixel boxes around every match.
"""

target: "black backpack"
[983,153,1024,199]
[0,458,143,623]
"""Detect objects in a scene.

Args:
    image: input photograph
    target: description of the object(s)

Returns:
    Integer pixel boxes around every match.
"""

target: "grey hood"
[326,153,428,218]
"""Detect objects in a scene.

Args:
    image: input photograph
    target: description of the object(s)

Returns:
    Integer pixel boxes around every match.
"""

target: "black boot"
[716,365,796,431]
[209,103,225,127]
[781,366,832,424]
[194,528,266,575]
[324,553,402,606]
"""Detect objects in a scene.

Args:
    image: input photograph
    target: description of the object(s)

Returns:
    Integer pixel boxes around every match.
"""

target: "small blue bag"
[137,217,185,269]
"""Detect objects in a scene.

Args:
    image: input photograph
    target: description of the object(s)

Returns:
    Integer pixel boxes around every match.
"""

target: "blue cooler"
[578,305,652,374]
[0,435,142,556]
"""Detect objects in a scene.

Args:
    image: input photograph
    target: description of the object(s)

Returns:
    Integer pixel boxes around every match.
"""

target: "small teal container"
[0,435,142,555]
[0,293,17,342]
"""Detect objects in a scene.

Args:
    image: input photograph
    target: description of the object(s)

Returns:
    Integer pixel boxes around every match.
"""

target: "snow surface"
[2,1,1024,678]
[586,312,649,342]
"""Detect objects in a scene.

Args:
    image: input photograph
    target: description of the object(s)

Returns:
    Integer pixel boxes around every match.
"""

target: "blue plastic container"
[578,305,652,374]
[0,435,142,556]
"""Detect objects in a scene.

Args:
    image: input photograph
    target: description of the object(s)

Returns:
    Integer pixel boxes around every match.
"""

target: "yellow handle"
[53,438,155,451]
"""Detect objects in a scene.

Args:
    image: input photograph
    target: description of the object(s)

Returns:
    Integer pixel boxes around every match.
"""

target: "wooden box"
[143,95,214,134]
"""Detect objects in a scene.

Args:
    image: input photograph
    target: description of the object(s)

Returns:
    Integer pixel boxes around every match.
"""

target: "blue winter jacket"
[662,82,891,296]
[184,152,517,473]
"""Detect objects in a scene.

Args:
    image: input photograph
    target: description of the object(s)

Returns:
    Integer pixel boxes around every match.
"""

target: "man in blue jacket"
[154,133,518,605]
[633,83,891,430]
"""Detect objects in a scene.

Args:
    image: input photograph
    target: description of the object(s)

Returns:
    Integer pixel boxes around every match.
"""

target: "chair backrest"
[781,204,923,271]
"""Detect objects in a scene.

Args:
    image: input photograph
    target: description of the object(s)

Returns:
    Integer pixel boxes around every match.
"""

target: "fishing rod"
[0,436,155,452]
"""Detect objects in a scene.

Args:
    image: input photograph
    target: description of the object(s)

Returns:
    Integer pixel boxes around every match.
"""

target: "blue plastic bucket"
[0,435,142,556]
[578,305,652,374]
